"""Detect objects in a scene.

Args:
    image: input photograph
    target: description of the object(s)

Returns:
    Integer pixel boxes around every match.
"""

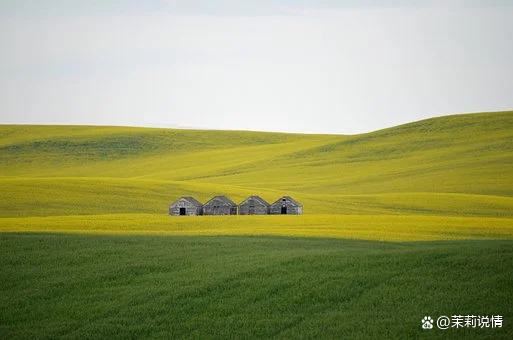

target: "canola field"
[2,214,513,242]
[1,111,513,240]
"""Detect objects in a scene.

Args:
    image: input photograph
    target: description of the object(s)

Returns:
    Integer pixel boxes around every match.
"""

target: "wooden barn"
[270,196,303,215]
[238,195,270,215]
[169,196,203,216]
[203,195,237,215]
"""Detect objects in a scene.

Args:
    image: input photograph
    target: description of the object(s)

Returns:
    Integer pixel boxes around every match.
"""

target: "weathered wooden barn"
[169,196,203,216]
[238,195,270,215]
[203,195,237,215]
[270,196,303,215]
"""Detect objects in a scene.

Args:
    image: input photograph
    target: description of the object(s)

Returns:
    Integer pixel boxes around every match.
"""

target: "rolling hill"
[1,111,512,221]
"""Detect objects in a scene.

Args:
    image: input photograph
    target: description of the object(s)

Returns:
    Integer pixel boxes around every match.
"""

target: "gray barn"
[270,196,303,215]
[169,196,203,216]
[238,195,270,215]
[203,195,237,215]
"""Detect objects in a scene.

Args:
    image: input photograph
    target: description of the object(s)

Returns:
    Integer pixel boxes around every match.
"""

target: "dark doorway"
[179,207,186,216]
[281,206,287,214]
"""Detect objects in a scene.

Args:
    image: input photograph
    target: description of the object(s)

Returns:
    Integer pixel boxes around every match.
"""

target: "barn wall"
[203,198,237,215]
[203,205,237,215]
[239,201,269,215]
[269,201,302,215]
[169,199,202,216]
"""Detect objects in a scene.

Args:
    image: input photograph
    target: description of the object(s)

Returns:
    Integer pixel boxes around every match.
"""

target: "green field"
[1,111,513,338]
[1,234,512,339]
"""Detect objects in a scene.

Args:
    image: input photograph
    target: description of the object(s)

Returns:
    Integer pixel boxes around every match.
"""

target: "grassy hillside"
[1,111,512,222]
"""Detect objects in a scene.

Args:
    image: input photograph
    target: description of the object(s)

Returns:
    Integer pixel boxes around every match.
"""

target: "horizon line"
[1,110,511,136]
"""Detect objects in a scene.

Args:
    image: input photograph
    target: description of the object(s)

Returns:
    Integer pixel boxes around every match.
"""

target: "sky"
[1,1,512,134]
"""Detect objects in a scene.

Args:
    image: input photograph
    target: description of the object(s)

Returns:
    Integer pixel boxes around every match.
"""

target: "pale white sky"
[1,1,512,134]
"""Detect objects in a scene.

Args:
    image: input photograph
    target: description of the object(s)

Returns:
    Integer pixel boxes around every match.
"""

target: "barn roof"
[239,195,270,207]
[271,196,302,207]
[170,196,203,207]
[183,196,203,206]
[204,195,237,207]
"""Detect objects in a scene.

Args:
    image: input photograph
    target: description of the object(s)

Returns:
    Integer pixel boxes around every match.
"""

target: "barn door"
[179,207,186,216]
[281,206,287,214]
[249,206,255,215]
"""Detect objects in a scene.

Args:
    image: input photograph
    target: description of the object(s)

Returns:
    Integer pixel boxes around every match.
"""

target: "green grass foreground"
[1,234,511,339]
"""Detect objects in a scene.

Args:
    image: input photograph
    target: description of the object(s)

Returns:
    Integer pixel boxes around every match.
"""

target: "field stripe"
[1,214,513,242]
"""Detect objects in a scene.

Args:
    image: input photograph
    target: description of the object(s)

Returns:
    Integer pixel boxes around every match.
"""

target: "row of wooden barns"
[169,195,303,216]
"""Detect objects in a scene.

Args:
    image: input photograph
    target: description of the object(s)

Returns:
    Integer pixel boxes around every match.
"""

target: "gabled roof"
[204,195,237,207]
[239,195,270,207]
[170,196,203,207]
[270,196,302,207]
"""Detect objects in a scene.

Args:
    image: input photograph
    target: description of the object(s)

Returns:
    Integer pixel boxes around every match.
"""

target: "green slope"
[1,111,512,220]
